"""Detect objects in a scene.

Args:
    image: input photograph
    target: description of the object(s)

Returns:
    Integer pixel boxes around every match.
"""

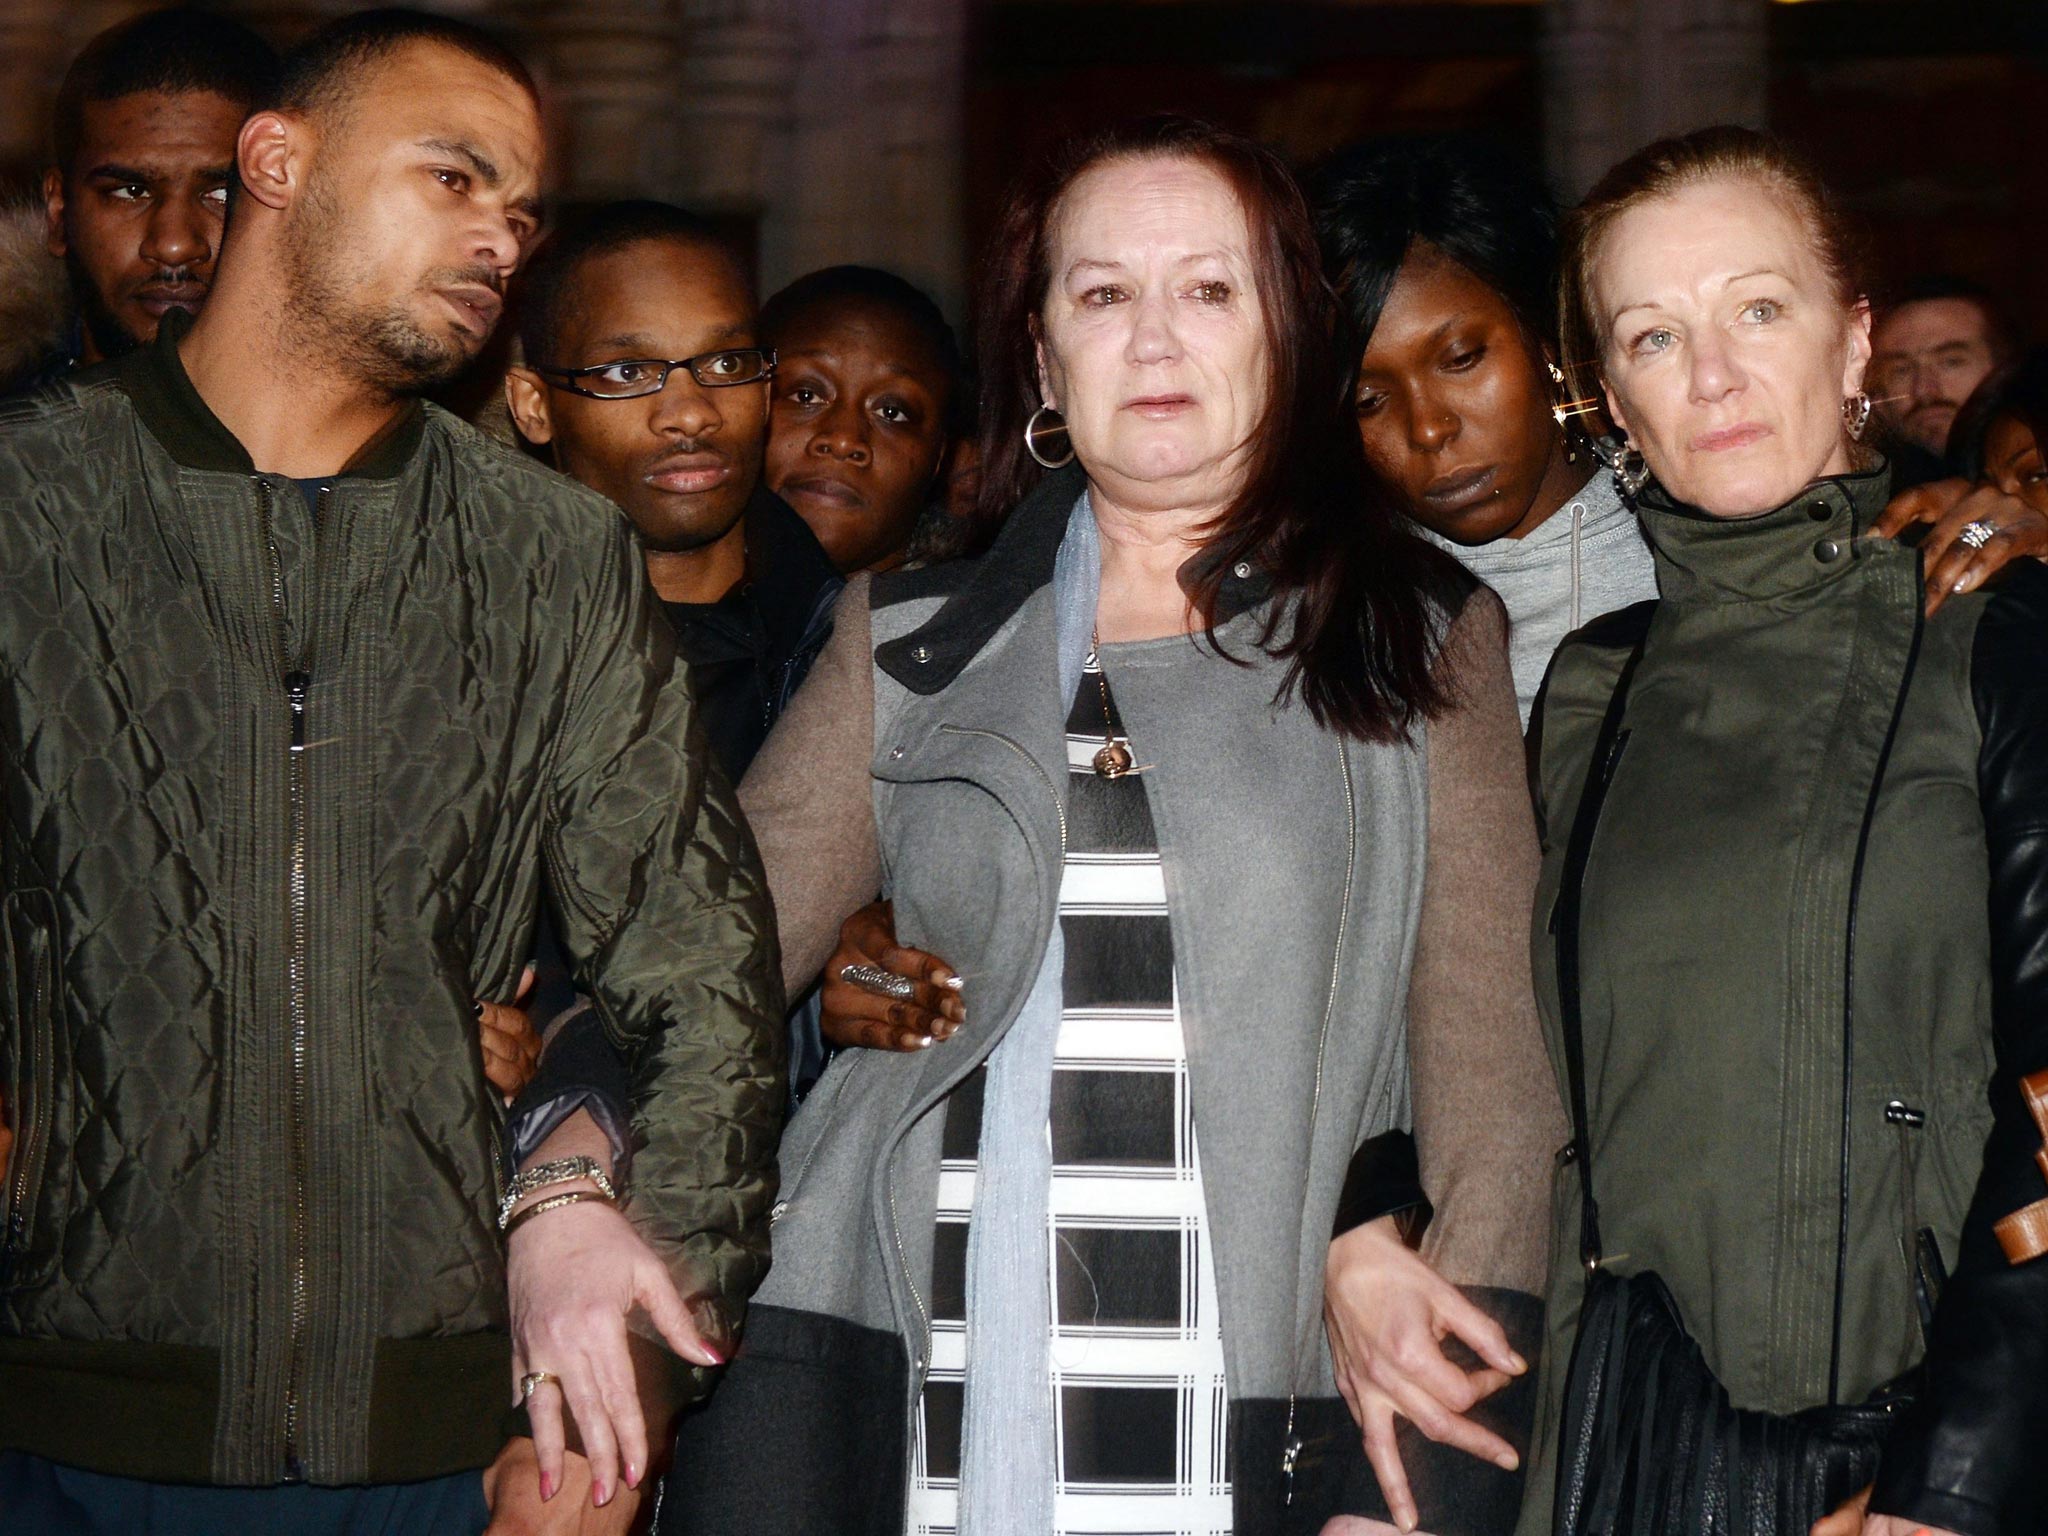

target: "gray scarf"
[956,494,1098,1535]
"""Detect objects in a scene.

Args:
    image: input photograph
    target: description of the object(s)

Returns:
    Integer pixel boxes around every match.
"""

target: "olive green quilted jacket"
[0,318,784,1487]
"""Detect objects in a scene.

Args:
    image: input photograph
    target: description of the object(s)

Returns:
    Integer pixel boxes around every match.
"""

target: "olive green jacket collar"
[110,307,424,480]
[1635,460,1893,605]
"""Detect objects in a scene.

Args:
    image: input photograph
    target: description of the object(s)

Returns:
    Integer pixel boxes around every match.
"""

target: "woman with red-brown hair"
[644,115,1564,1536]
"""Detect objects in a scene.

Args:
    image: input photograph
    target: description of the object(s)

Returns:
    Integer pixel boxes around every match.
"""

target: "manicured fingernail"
[594,1481,611,1507]
[540,1472,555,1501]
[626,1462,641,1489]
[942,974,964,991]
[919,1035,934,1048]
[699,1341,727,1365]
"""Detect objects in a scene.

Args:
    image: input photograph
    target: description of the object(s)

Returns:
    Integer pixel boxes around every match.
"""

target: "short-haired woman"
[1521,126,2048,1536]
[760,264,967,576]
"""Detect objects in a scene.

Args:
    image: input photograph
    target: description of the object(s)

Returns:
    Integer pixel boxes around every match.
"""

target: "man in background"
[1869,274,2023,470]
[1,9,277,396]
[506,200,842,784]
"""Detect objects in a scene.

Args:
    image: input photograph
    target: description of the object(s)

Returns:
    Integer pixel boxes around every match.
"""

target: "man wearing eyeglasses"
[506,200,842,781]
[497,215,842,1526]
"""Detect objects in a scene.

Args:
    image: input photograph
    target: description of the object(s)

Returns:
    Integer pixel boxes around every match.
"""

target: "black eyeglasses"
[536,348,776,400]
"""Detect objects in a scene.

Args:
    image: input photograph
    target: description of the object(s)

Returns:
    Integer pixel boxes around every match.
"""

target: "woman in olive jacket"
[1519,128,2048,1536]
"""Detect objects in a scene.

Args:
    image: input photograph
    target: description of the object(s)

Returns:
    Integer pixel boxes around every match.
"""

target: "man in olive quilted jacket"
[0,12,781,1534]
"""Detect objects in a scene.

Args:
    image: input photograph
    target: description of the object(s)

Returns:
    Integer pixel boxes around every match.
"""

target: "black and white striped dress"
[906,648,1233,1536]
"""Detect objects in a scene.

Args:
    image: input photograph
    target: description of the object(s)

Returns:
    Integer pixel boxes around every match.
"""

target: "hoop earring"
[1591,432,1652,500]
[1024,403,1074,469]
[1842,390,1873,442]
[1548,361,1579,464]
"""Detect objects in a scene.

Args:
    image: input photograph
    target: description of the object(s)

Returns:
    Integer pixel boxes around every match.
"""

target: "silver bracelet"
[838,962,918,1001]
[498,1154,620,1230]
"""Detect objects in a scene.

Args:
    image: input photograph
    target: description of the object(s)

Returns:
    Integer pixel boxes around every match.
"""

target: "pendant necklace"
[1089,629,1134,779]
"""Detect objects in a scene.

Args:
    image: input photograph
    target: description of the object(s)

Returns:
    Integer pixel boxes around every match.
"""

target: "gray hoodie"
[1422,471,1658,726]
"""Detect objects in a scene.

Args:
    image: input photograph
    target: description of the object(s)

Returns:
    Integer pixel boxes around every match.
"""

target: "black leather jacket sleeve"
[1870,569,2048,1536]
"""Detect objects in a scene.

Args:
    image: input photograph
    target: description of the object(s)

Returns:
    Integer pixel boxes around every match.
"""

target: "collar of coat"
[109,306,426,481]
[1633,457,1895,605]
[873,461,1274,695]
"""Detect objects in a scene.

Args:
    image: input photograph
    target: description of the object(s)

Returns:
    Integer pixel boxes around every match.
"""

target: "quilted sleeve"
[541,520,786,1388]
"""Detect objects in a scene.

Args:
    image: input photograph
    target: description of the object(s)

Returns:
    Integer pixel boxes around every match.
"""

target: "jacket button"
[1807,500,1832,522]
[912,645,931,664]
[1814,537,1843,563]
[889,746,905,760]
[1233,561,1252,579]
[769,1199,789,1223]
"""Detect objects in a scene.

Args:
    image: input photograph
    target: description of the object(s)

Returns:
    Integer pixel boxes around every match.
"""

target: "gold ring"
[519,1370,559,1402]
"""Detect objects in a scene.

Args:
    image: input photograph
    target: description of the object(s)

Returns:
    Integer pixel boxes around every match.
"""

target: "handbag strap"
[1551,613,1654,1271]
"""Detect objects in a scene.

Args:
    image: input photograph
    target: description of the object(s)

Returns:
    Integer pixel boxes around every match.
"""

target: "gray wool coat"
[675,468,1565,1536]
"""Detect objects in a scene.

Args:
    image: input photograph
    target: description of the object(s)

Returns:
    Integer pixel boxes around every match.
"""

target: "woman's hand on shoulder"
[819,899,965,1052]
[1323,1216,1527,1533]
[1870,478,2048,615]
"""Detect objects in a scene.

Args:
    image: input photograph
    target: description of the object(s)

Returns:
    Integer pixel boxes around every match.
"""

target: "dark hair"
[760,264,968,431]
[1881,273,2024,364]
[975,113,1466,743]
[514,199,741,367]
[1559,126,1867,408]
[1949,349,2048,480]
[1310,134,1558,361]
[52,8,279,171]
[275,7,534,121]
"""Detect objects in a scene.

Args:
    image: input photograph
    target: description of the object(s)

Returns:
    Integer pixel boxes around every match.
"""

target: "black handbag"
[1548,625,1914,1536]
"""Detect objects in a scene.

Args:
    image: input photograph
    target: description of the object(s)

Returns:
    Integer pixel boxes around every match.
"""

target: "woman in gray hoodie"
[1311,138,1652,727]
[1310,136,2042,728]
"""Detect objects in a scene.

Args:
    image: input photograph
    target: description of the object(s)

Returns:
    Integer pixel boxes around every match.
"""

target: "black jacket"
[1868,565,2048,1533]
[661,488,841,785]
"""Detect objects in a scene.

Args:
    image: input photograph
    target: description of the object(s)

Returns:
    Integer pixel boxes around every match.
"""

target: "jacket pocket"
[1,888,66,1289]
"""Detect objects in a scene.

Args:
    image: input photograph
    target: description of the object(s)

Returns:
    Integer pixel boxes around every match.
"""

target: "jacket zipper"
[254,477,319,1478]
[1283,739,1356,1506]
[888,723,1069,1389]
[936,724,1069,850]
[4,923,52,1261]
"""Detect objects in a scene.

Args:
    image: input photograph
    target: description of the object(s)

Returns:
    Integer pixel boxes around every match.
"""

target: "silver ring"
[838,962,918,1000]
[519,1370,559,1402]
[1958,519,1996,550]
